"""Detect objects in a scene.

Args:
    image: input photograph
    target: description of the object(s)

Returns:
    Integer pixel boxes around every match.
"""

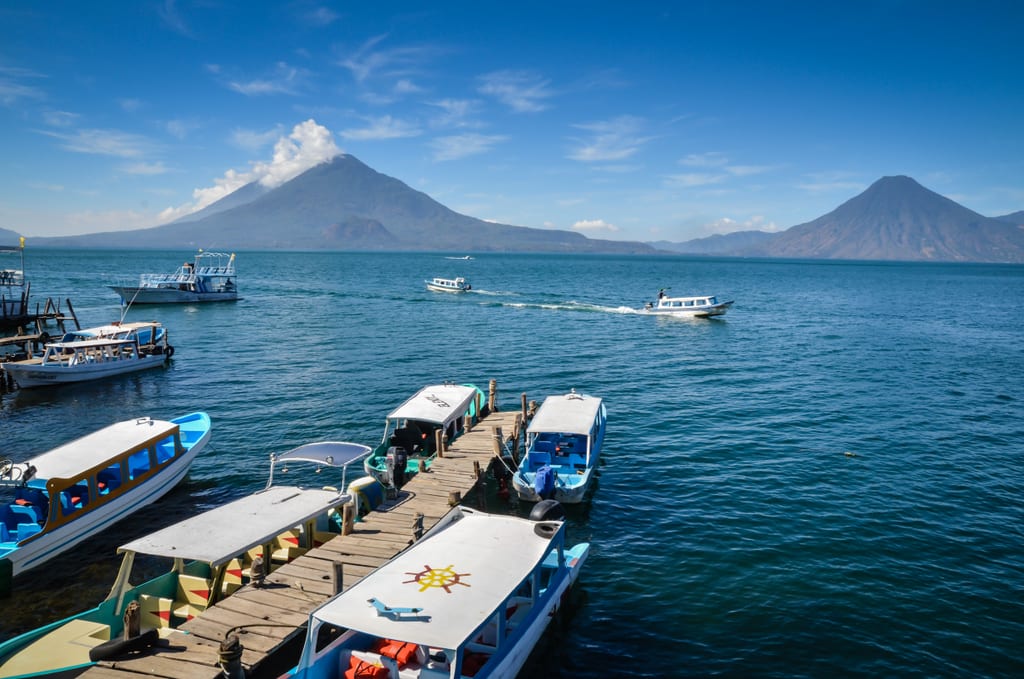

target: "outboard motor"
[386,448,408,489]
[533,464,556,500]
[529,498,565,522]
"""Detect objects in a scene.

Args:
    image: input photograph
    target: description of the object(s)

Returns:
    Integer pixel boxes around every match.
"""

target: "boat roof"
[273,441,372,467]
[309,510,563,649]
[117,486,344,567]
[50,338,136,348]
[527,392,604,436]
[28,418,178,479]
[388,384,479,426]
[69,321,160,336]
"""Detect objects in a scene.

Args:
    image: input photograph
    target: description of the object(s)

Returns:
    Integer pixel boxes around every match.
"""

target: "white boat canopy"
[308,510,562,650]
[527,392,604,436]
[117,486,345,567]
[25,417,178,481]
[387,384,479,427]
[271,441,372,467]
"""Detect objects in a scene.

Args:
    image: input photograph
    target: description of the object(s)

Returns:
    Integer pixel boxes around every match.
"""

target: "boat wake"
[491,300,644,315]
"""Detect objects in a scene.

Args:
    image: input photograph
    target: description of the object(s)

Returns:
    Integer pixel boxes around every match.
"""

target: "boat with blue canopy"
[512,390,607,504]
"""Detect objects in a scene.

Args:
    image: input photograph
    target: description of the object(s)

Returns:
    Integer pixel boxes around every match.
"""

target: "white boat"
[426,276,471,293]
[0,479,353,677]
[110,250,238,304]
[0,240,29,332]
[364,383,486,488]
[286,505,589,679]
[512,390,607,504]
[641,290,733,317]
[2,321,172,388]
[0,412,211,594]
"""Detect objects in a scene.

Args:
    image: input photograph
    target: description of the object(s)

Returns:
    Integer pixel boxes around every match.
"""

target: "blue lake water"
[2,250,1023,677]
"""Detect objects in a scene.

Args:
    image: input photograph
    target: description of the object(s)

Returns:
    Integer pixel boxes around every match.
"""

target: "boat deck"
[78,407,523,679]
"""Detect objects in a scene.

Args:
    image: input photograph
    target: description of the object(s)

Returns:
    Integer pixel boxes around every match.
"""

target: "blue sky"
[1,1,1021,241]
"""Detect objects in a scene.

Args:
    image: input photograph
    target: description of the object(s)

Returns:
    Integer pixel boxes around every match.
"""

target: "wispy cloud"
[157,0,194,38]
[298,5,340,27]
[572,219,619,233]
[340,34,438,83]
[159,119,341,222]
[664,173,728,188]
[227,62,309,96]
[431,133,506,161]
[705,215,779,234]
[42,110,78,128]
[796,171,864,193]
[0,65,46,106]
[40,128,152,158]
[230,125,285,151]
[340,115,421,141]
[668,153,775,187]
[478,70,553,113]
[568,115,652,162]
[166,118,200,140]
[118,98,143,113]
[121,161,169,175]
[428,98,482,129]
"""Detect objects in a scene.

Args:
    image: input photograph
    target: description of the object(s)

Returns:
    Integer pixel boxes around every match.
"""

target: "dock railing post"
[435,429,445,458]
[342,503,354,535]
[332,562,344,594]
[488,379,498,412]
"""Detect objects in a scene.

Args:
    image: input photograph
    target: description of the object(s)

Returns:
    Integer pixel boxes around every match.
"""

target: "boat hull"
[512,471,592,504]
[109,286,238,304]
[3,354,167,388]
[641,300,733,317]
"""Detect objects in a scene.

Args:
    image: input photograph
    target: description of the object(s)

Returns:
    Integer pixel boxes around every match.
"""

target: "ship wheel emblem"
[404,564,471,593]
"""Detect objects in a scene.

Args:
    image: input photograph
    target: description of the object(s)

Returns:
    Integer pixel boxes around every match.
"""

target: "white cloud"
[568,115,652,162]
[231,125,284,151]
[0,66,46,106]
[41,128,151,158]
[42,110,78,127]
[227,62,308,96]
[428,98,482,129]
[118,98,143,113]
[340,115,421,141]
[680,152,729,167]
[704,215,779,234]
[664,172,727,188]
[572,218,619,233]
[158,119,341,222]
[431,133,506,161]
[478,70,553,113]
[340,35,437,83]
[166,118,200,140]
[121,161,168,175]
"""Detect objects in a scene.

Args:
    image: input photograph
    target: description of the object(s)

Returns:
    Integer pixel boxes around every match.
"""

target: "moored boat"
[426,276,471,293]
[0,478,353,678]
[285,505,589,679]
[512,390,607,504]
[641,289,733,317]
[0,412,211,595]
[110,250,238,304]
[364,383,486,488]
[2,321,172,388]
[0,239,30,332]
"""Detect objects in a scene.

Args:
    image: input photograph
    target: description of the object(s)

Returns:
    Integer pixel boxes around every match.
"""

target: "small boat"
[0,239,30,332]
[641,290,733,317]
[2,321,172,388]
[110,250,238,304]
[0,473,357,678]
[426,276,471,293]
[285,504,589,679]
[512,390,607,504]
[364,383,487,489]
[0,412,211,593]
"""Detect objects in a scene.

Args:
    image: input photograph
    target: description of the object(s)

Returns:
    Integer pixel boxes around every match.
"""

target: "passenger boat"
[0,239,29,332]
[1,321,172,388]
[0,478,353,677]
[285,505,589,679]
[364,383,486,488]
[110,250,238,304]
[641,290,733,317]
[425,276,471,293]
[0,412,211,594]
[512,390,607,504]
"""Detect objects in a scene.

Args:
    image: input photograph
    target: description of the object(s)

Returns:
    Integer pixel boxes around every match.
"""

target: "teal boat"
[363,383,486,488]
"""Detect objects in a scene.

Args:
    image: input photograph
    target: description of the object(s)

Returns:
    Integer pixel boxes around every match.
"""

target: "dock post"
[488,379,498,412]
[413,512,424,541]
[435,429,445,458]
[513,413,523,465]
[491,427,503,457]
[219,636,245,679]
[332,562,344,594]
[521,392,528,422]
[448,491,461,506]
[342,503,354,535]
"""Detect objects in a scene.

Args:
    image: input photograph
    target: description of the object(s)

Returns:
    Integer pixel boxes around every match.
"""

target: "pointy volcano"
[754,176,1024,262]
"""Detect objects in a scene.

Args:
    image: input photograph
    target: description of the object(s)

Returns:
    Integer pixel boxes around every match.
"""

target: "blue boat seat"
[532,440,556,454]
[17,522,42,541]
[567,454,588,469]
[10,503,40,524]
[527,451,551,468]
[0,523,9,543]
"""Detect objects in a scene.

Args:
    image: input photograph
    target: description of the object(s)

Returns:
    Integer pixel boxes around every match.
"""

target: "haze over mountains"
[6,156,1024,263]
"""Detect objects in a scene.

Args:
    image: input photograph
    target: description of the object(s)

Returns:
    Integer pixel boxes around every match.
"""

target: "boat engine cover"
[533,465,556,500]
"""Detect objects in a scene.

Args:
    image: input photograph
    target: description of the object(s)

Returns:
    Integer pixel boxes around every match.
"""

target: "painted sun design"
[404,563,472,593]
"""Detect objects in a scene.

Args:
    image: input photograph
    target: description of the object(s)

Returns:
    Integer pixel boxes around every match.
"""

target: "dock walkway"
[81,408,523,679]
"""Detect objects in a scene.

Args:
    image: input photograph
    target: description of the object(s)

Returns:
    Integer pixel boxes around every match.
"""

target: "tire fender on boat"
[164,345,175,359]
[88,628,160,662]
[533,522,559,539]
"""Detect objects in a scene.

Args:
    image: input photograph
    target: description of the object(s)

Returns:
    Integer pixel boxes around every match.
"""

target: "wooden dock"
[81,406,524,679]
